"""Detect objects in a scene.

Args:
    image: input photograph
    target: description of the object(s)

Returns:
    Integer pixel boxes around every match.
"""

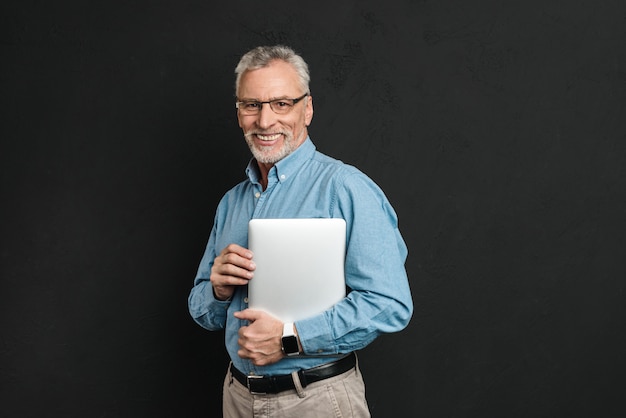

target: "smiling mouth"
[256,133,282,141]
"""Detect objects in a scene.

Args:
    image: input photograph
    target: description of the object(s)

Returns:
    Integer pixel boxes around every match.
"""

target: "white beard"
[244,130,298,164]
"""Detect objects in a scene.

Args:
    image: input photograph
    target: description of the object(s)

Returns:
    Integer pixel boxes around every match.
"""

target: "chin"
[252,149,288,164]
[249,142,294,164]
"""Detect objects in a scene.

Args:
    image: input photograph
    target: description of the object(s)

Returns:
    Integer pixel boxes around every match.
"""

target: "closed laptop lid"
[247,218,346,323]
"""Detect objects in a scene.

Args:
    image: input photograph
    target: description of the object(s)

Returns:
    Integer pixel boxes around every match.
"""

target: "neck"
[256,162,273,190]
[255,130,308,190]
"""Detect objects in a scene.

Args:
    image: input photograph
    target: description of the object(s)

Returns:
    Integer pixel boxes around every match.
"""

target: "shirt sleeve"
[187,216,231,331]
[296,170,414,355]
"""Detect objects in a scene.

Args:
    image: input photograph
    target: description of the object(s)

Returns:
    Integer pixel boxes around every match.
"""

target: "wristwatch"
[281,322,300,356]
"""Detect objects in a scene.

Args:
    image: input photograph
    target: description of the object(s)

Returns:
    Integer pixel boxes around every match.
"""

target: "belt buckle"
[246,375,266,394]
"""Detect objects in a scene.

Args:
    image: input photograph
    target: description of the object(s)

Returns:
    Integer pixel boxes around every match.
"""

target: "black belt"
[231,352,356,394]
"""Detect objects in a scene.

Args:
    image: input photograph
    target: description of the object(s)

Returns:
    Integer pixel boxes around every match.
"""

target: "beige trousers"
[222,359,371,418]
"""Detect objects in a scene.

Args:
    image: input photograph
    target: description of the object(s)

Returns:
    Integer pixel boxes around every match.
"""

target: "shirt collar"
[245,137,316,185]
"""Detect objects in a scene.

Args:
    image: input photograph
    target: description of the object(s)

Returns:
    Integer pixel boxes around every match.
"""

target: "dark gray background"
[2,1,625,416]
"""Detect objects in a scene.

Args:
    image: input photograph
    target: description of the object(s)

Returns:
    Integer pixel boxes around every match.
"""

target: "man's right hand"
[210,244,256,301]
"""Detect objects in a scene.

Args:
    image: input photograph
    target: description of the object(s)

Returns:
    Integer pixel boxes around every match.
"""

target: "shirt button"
[254,192,260,198]
[243,297,249,304]
[280,174,286,180]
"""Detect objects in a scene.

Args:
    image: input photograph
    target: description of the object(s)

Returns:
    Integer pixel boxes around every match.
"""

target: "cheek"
[238,117,257,133]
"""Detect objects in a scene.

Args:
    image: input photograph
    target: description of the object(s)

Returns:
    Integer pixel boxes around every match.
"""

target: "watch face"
[282,336,299,355]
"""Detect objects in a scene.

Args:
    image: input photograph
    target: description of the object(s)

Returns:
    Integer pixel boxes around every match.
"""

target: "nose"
[257,103,277,129]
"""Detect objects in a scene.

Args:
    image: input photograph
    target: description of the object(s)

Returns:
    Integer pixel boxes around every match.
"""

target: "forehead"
[238,60,302,99]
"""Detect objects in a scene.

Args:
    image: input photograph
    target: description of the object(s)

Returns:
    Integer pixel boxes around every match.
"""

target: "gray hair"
[234,45,310,97]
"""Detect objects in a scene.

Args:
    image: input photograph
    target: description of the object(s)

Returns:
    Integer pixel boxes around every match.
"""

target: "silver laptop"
[247,218,346,323]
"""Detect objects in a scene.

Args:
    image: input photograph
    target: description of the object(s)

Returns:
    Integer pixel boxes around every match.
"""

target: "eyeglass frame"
[235,93,309,115]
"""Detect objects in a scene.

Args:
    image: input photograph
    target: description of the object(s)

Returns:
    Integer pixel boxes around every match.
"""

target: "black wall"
[2,1,625,417]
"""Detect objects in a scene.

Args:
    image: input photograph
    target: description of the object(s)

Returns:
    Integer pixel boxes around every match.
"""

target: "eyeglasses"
[236,93,309,115]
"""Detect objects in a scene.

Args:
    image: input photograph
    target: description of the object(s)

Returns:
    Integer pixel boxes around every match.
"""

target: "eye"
[243,102,262,110]
[273,100,292,108]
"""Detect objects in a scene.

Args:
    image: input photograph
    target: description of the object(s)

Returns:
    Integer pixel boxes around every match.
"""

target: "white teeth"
[257,133,281,141]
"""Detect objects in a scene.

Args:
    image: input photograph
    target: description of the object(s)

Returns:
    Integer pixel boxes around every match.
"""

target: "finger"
[233,309,263,322]
[210,259,255,288]
[215,254,256,277]
[219,243,253,260]
[215,261,255,279]
[237,345,250,359]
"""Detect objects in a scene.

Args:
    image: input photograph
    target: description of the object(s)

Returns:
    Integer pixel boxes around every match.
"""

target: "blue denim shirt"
[188,138,413,376]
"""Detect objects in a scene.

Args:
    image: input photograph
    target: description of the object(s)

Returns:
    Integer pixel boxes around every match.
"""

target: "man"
[188,45,413,417]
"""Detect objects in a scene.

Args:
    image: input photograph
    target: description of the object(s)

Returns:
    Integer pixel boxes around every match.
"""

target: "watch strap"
[283,322,295,337]
[281,322,300,356]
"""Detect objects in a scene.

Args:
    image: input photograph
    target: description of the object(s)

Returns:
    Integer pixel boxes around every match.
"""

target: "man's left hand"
[233,309,284,366]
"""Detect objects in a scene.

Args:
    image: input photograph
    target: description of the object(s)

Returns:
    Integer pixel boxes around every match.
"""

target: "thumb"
[233,308,262,322]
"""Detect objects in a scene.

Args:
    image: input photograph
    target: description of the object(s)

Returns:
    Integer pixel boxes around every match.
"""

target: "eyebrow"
[237,95,296,102]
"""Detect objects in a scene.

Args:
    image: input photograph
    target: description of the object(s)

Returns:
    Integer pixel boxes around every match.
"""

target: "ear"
[304,96,314,126]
